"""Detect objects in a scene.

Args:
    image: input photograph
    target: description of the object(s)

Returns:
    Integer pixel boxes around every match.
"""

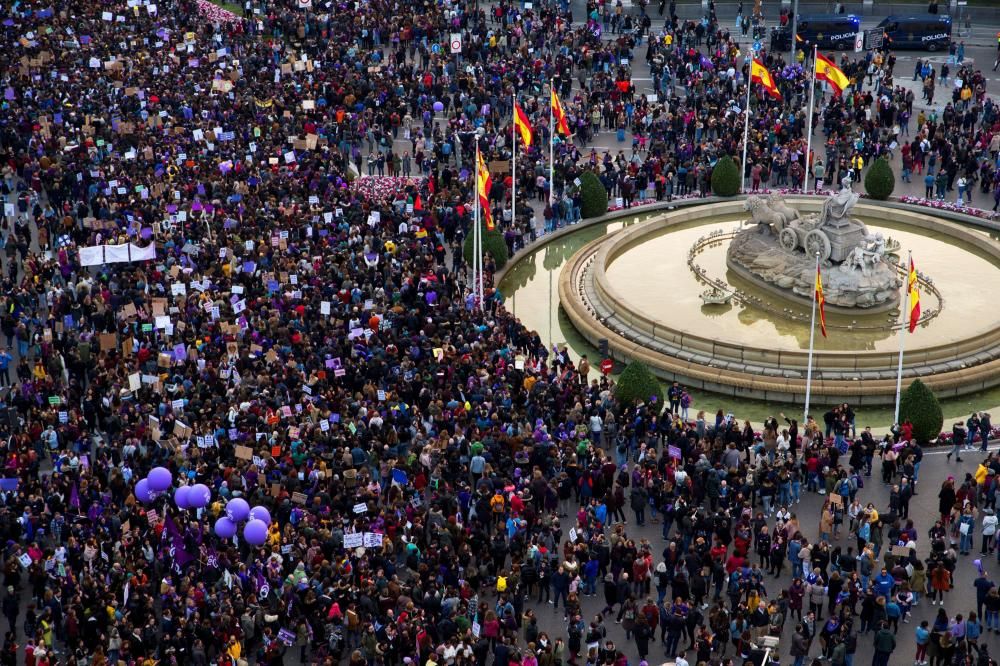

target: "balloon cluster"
[214,498,271,546]
[134,466,270,545]
[135,466,174,503]
[174,482,212,510]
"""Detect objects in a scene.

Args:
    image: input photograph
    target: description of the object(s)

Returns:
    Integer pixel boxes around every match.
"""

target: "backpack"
[496,576,507,592]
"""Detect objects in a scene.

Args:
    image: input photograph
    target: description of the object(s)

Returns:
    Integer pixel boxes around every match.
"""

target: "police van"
[876,15,952,51]
[770,14,861,51]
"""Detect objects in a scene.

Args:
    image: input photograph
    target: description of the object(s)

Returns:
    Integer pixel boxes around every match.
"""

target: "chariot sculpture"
[729,181,901,311]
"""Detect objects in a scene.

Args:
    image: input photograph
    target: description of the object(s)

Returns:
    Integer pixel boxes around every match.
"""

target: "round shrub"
[864,156,895,200]
[463,223,510,269]
[710,155,740,197]
[898,378,943,443]
[579,170,609,219]
[613,360,665,408]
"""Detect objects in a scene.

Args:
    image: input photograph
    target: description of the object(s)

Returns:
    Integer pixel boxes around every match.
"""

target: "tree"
[613,360,665,408]
[463,222,510,269]
[711,155,740,197]
[579,170,609,219]
[898,378,944,443]
[864,156,895,201]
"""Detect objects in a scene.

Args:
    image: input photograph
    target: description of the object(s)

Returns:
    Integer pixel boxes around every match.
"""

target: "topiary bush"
[864,156,895,201]
[710,155,740,197]
[463,222,510,269]
[579,170,609,219]
[898,378,943,443]
[613,360,665,408]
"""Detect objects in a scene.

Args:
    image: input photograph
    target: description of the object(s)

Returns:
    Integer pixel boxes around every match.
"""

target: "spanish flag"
[551,89,570,136]
[476,147,494,230]
[815,53,850,96]
[816,265,827,338]
[907,257,921,332]
[514,102,533,148]
[750,58,782,100]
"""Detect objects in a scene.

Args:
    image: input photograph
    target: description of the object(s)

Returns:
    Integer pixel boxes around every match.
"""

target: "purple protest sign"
[668,445,682,460]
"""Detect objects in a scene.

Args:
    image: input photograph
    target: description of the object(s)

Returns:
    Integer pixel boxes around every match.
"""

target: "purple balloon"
[148,466,173,492]
[214,517,237,539]
[174,485,191,509]
[433,101,444,112]
[248,506,271,525]
[226,497,250,522]
[189,484,211,508]
[243,518,268,546]
[135,478,154,504]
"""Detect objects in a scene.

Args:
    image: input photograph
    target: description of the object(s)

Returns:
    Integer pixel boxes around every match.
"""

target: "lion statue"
[743,195,785,236]
[765,193,800,226]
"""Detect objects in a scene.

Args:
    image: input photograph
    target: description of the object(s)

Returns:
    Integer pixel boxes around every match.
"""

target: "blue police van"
[770,14,861,51]
[876,15,952,51]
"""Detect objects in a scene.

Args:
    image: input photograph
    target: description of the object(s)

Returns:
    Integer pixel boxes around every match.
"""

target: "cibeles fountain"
[728,181,901,313]
[555,188,1000,405]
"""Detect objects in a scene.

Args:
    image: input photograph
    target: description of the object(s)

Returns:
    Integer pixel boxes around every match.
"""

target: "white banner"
[104,243,133,263]
[79,243,156,266]
[78,246,105,266]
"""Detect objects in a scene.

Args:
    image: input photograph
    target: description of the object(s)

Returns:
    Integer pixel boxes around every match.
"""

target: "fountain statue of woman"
[821,177,860,226]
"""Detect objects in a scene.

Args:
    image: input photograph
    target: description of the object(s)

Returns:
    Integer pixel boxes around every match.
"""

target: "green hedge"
[463,222,510,269]
[710,155,740,197]
[580,171,608,219]
[864,157,895,201]
[613,360,664,408]
[898,378,943,443]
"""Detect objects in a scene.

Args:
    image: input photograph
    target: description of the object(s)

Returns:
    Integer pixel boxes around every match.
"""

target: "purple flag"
[255,570,271,598]
[170,543,194,575]
[69,483,80,509]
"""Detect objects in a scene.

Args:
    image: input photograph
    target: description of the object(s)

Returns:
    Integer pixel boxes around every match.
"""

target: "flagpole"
[803,252,820,424]
[512,92,517,232]
[741,56,753,194]
[473,146,481,310]
[893,251,912,426]
[477,145,485,309]
[804,45,818,194]
[550,77,556,206]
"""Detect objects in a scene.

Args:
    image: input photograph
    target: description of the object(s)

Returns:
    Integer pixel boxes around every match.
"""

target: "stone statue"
[820,178,860,226]
[729,186,902,311]
[743,195,785,235]
[765,193,800,226]
[841,245,871,275]
[866,233,886,265]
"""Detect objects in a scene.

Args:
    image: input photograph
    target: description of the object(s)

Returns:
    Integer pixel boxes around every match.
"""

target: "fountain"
[727,183,900,312]
[523,195,1000,405]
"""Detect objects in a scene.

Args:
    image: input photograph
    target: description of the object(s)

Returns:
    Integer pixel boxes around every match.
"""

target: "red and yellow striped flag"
[907,257,921,332]
[815,52,850,96]
[476,147,494,230]
[551,89,571,136]
[750,58,782,100]
[514,102,533,147]
[816,265,827,338]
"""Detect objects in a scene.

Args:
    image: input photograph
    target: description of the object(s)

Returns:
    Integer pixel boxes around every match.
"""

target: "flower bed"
[351,176,427,205]
[195,0,243,25]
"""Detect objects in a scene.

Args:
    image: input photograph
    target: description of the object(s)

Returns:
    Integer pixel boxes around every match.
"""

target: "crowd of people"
[1,0,1000,664]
